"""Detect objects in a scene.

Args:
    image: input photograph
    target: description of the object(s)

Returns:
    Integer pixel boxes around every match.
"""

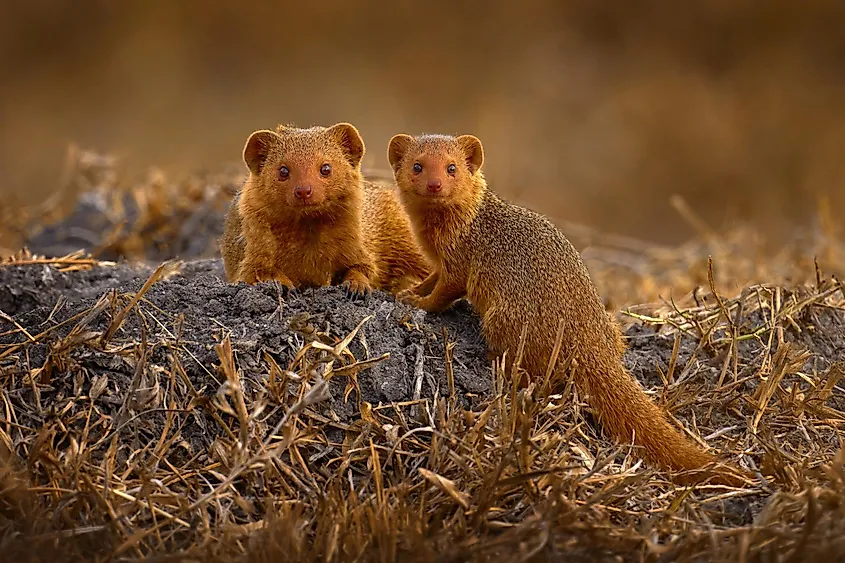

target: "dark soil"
[0,260,493,457]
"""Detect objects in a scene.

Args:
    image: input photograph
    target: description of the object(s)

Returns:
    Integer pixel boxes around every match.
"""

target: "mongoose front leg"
[237,249,295,290]
[397,271,439,302]
[400,275,464,313]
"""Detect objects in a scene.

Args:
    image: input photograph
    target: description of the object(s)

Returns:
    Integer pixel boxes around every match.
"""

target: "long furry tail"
[576,362,751,486]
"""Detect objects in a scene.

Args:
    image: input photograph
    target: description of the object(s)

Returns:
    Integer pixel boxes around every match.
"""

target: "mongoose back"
[220,122,430,294]
[387,132,749,485]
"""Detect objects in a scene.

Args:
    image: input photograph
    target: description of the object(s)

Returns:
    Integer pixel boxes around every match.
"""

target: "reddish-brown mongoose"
[387,132,750,485]
[219,123,430,295]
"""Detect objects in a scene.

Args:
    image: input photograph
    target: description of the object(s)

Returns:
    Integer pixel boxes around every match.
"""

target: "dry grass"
[0,150,844,561]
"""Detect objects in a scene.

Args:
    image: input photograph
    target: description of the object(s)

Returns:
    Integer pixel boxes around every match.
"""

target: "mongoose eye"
[447,163,457,175]
[412,162,422,174]
[320,163,332,177]
[278,166,290,180]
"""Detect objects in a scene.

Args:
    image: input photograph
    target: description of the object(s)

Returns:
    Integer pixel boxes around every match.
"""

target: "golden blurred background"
[2,0,844,244]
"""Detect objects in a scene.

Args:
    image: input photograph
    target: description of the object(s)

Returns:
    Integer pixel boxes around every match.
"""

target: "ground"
[1,153,844,562]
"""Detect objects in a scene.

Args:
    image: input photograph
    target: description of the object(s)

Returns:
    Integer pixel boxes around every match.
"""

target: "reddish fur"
[387,133,751,486]
[219,123,430,293]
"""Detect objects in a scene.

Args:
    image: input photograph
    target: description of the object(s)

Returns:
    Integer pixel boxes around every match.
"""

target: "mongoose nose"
[294,185,313,200]
[427,178,442,193]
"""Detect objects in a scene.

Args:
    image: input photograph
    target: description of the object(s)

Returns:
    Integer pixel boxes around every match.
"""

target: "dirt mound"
[0,258,490,424]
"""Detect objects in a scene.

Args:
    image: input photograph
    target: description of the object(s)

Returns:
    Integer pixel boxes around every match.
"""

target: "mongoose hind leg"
[480,305,535,385]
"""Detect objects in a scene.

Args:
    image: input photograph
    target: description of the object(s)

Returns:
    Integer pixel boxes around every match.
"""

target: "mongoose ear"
[456,135,484,174]
[243,130,280,175]
[326,122,365,167]
[388,134,414,173]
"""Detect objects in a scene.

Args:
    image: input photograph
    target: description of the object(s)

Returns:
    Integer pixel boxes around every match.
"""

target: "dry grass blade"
[0,309,35,342]
[751,342,812,434]
[216,335,250,456]
[101,259,183,344]
[418,467,471,510]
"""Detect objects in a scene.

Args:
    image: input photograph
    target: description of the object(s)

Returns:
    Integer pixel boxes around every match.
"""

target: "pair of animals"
[220,122,750,486]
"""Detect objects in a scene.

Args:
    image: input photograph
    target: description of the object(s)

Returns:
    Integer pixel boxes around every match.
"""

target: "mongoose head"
[387,133,484,208]
[242,122,365,214]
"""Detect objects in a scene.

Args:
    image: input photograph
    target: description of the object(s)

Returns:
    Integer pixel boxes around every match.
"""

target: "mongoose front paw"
[239,265,294,289]
[397,289,423,308]
[238,269,271,285]
[342,278,372,301]
[274,279,297,298]
[257,267,280,284]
